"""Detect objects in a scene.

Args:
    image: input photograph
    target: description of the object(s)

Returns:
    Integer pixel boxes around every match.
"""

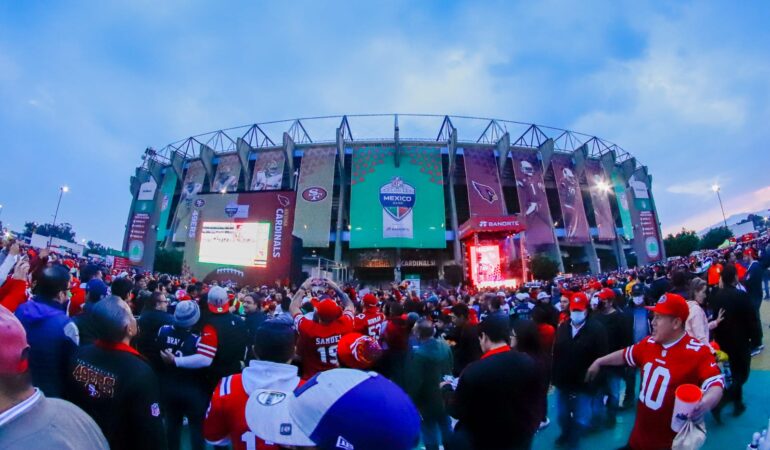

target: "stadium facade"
[123,114,664,286]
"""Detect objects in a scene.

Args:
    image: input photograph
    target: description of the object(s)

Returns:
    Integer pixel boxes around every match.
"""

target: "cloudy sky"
[1,1,769,248]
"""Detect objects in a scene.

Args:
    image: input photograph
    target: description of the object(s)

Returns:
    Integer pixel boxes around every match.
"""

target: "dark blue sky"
[1,1,769,247]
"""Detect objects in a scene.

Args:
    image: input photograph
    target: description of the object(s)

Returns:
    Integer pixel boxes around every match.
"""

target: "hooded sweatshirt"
[15,295,79,398]
[405,338,453,420]
[204,360,301,450]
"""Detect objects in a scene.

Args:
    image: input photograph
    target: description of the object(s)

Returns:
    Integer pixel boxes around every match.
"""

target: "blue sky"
[1,1,769,248]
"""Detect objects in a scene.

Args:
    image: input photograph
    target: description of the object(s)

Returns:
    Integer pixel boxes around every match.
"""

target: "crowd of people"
[0,233,769,450]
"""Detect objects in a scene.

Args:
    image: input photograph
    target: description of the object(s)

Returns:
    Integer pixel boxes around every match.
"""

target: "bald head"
[92,296,136,343]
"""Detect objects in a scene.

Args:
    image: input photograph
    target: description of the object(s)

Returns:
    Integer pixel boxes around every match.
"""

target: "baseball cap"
[362,293,378,306]
[570,292,589,311]
[0,305,29,374]
[645,293,689,322]
[536,291,550,301]
[496,291,506,297]
[338,333,382,369]
[631,283,645,297]
[174,300,200,328]
[597,288,615,302]
[207,286,229,313]
[246,369,420,450]
[312,298,342,322]
[86,278,109,298]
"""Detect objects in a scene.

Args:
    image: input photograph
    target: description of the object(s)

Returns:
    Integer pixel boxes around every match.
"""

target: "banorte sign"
[458,215,525,240]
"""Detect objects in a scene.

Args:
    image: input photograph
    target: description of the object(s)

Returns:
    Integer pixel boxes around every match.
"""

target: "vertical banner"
[551,155,590,243]
[171,160,206,243]
[155,171,178,243]
[211,154,242,192]
[294,147,337,248]
[584,160,615,241]
[610,171,634,240]
[628,175,662,262]
[349,146,446,248]
[127,178,159,267]
[250,150,285,191]
[462,147,505,216]
[511,148,555,247]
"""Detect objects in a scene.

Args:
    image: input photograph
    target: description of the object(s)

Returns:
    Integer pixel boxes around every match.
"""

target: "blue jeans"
[556,388,592,450]
[421,414,452,450]
[592,370,622,426]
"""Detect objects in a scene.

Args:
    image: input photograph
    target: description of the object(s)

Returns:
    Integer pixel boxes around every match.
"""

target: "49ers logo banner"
[294,147,337,248]
[350,145,446,249]
[462,147,506,216]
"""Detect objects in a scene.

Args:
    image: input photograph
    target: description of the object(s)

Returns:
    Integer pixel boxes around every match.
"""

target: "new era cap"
[247,368,420,450]
[645,293,689,322]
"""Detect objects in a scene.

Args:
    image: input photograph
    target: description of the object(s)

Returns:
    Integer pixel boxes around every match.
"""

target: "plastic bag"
[672,420,707,450]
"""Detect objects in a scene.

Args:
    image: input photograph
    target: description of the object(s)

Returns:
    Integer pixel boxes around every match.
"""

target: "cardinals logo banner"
[350,145,446,249]
[511,148,555,248]
[294,147,337,247]
[462,147,506,216]
[552,155,590,243]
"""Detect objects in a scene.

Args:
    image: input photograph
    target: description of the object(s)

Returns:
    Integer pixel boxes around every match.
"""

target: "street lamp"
[711,184,728,228]
[49,185,69,246]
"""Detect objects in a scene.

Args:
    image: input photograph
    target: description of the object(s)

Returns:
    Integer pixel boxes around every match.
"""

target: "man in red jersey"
[204,321,301,450]
[290,278,355,379]
[354,293,386,339]
[586,293,724,450]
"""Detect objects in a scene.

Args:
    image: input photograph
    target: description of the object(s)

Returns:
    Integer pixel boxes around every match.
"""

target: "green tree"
[663,229,700,257]
[699,226,733,250]
[154,247,183,275]
[33,222,76,243]
[529,253,560,281]
[85,240,109,256]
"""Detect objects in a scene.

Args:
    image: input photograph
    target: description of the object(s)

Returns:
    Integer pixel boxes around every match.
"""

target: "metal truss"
[141,114,642,169]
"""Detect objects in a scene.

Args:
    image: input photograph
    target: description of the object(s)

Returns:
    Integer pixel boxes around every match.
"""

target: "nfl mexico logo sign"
[380,176,415,239]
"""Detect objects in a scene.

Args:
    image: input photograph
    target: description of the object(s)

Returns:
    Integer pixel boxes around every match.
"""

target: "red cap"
[597,288,615,302]
[570,292,588,311]
[312,298,342,322]
[362,293,378,306]
[645,293,689,323]
[589,281,602,291]
[338,332,383,369]
[0,305,29,375]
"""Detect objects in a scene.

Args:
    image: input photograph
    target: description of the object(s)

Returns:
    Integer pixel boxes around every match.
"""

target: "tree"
[31,222,76,243]
[154,247,183,275]
[529,253,560,281]
[85,240,109,256]
[699,226,733,250]
[664,229,700,257]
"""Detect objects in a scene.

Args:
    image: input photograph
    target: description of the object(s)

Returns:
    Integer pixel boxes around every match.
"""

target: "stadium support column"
[199,144,215,185]
[572,144,600,274]
[283,133,296,189]
[236,138,252,186]
[537,138,566,273]
[447,126,461,263]
[334,127,347,262]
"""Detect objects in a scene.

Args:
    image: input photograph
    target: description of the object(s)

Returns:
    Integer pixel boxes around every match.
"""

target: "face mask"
[571,310,587,325]
[632,296,644,306]
[590,297,600,310]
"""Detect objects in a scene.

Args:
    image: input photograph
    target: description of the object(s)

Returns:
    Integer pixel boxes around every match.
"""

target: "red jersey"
[294,311,354,379]
[623,334,724,450]
[354,308,386,339]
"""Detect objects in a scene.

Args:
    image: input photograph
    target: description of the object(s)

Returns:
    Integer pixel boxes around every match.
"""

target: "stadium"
[123,114,664,288]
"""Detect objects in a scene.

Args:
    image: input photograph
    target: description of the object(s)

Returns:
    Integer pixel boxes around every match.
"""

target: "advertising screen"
[198,221,270,267]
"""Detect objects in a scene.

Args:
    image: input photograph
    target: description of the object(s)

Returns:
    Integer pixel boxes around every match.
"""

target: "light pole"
[49,186,69,246]
[712,184,728,229]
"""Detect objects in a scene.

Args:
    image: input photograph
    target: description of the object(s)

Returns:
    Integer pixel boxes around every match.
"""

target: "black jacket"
[552,318,608,393]
[73,302,100,346]
[743,261,765,303]
[710,286,762,356]
[447,323,482,377]
[449,349,539,450]
[65,342,166,450]
[136,309,173,369]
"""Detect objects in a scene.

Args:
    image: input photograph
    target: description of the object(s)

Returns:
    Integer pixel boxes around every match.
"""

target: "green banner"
[349,145,446,249]
[610,171,633,239]
[156,171,178,242]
